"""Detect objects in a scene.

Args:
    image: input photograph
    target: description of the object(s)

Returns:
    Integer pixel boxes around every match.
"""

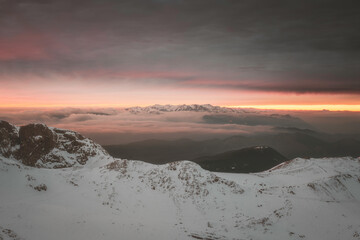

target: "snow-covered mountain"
[125,104,242,114]
[0,122,359,240]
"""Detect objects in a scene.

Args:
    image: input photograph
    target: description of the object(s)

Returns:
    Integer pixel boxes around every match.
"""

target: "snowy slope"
[1,121,359,240]
[0,154,359,240]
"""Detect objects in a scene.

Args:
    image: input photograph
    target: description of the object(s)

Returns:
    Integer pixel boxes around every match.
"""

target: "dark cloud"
[202,114,312,129]
[188,79,360,94]
[86,112,112,116]
[0,0,359,93]
[0,108,117,123]
[49,113,68,120]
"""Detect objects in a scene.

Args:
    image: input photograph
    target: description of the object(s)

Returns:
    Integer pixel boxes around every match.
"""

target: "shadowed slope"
[192,146,288,173]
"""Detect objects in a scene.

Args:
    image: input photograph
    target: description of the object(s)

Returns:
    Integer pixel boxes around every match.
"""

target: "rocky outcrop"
[0,120,108,168]
[17,123,57,166]
[0,121,20,158]
[104,159,244,200]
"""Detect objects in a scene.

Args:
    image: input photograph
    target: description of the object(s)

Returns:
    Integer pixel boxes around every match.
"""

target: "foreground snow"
[0,156,359,240]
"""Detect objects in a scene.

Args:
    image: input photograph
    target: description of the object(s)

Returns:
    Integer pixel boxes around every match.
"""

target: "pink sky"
[1,76,359,110]
[1,0,359,111]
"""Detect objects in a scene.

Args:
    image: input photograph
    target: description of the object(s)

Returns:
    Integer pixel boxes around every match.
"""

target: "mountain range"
[124,104,244,114]
[0,120,359,240]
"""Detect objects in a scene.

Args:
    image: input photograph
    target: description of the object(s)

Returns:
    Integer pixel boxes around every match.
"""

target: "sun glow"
[225,105,360,112]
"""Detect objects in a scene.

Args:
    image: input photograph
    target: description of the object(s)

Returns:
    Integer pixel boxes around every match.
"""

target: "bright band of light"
[225,105,360,112]
[0,104,359,112]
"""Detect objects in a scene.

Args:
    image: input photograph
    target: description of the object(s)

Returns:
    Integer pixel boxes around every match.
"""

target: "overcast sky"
[1,0,360,107]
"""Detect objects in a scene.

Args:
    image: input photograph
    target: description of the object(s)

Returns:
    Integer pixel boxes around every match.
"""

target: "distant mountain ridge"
[124,104,312,129]
[125,104,245,114]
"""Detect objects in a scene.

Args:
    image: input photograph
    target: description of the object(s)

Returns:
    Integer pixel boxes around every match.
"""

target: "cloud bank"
[1,105,359,145]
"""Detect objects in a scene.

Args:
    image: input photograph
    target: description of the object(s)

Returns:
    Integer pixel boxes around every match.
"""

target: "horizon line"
[0,103,360,112]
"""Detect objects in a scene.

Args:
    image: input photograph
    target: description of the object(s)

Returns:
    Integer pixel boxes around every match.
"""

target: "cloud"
[0,108,117,123]
[1,106,360,145]
[0,107,276,144]
[0,32,51,60]
[0,0,359,96]
[182,79,360,94]
[202,113,312,129]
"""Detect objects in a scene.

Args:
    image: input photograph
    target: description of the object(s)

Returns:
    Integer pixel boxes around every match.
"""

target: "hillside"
[1,154,359,240]
[0,121,360,240]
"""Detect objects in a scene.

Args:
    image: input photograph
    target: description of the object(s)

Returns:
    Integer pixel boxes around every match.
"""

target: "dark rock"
[17,124,57,166]
[33,184,47,191]
[0,120,20,158]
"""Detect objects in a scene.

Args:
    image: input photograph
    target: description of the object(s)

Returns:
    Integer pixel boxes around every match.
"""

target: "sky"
[0,0,360,110]
[1,0,360,144]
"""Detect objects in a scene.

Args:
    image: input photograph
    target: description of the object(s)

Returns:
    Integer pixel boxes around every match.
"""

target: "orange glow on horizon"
[1,103,360,112]
[225,105,360,112]
[2,73,360,111]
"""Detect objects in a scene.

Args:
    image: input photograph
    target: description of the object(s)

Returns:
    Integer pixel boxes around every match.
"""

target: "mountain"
[222,132,360,159]
[192,146,288,173]
[124,104,243,114]
[104,131,360,164]
[0,120,109,168]
[1,121,360,239]
[1,153,359,239]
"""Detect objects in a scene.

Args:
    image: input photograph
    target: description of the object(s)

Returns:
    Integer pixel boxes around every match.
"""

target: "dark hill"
[103,131,360,165]
[192,146,288,173]
[103,138,222,164]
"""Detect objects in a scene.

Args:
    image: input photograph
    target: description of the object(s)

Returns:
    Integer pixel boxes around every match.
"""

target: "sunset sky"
[1,0,360,111]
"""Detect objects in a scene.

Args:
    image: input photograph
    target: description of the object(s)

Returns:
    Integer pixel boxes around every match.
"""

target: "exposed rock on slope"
[105,160,244,199]
[0,120,20,158]
[0,120,108,168]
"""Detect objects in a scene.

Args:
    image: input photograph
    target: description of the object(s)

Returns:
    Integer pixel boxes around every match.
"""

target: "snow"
[254,146,268,150]
[125,104,243,114]
[0,156,359,240]
[32,136,43,141]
